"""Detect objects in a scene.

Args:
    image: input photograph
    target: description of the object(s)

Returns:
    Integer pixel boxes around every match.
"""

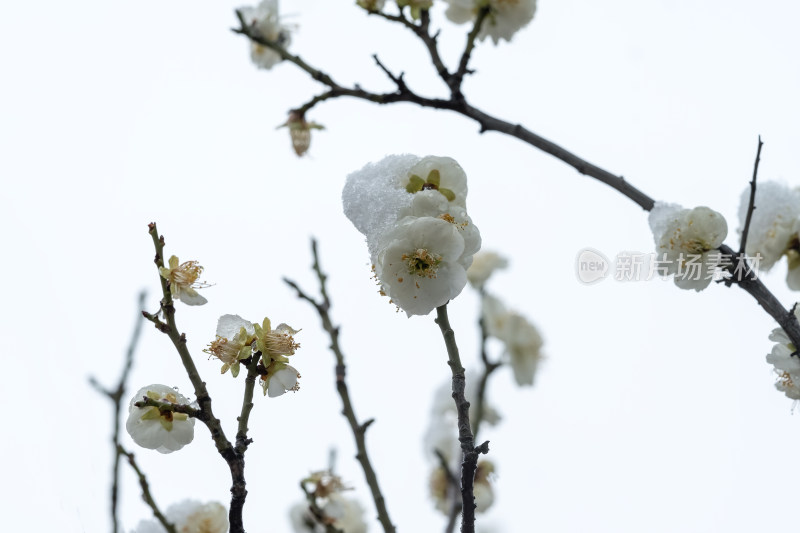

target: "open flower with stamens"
[649,202,728,291]
[239,0,293,70]
[204,314,257,377]
[444,0,537,44]
[253,317,302,397]
[125,385,195,454]
[260,362,301,397]
[158,255,209,305]
[376,216,468,316]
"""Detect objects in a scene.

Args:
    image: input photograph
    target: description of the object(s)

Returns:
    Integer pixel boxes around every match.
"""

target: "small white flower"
[158,255,209,305]
[132,500,228,533]
[261,364,301,397]
[443,0,537,44]
[125,385,195,454]
[482,294,543,386]
[467,251,509,289]
[649,203,728,291]
[240,0,292,70]
[376,216,468,316]
[738,181,800,271]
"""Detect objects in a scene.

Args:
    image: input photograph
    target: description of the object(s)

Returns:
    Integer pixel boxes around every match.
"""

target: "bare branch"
[119,445,177,533]
[740,135,764,255]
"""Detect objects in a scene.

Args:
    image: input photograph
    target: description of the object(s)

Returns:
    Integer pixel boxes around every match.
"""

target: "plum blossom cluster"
[289,471,367,533]
[424,381,498,514]
[126,385,196,454]
[239,0,292,70]
[204,314,302,397]
[132,500,228,533]
[343,154,481,316]
[766,306,800,403]
[443,0,537,44]
[738,182,800,289]
[648,203,728,291]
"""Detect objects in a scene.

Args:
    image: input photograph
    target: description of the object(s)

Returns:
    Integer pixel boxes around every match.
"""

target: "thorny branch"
[233,7,800,348]
[284,239,396,533]
[88,291,147,533]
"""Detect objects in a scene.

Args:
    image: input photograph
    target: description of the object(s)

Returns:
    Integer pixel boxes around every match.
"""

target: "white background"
[2,1,800,532]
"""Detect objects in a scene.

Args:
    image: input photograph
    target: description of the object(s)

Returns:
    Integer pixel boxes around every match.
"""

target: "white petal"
[216,314,255,338]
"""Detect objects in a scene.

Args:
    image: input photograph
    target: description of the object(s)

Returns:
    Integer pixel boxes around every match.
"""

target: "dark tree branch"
[118,445,177,533]
[232,15,800,350]
[284,239,396,533]
[435,304,489,533]
[133,397,203,419]
[740,135,764,255]
[146,222,248,533]
[235,353,262,455]
[88,290,147,533]
[452,6,491,96]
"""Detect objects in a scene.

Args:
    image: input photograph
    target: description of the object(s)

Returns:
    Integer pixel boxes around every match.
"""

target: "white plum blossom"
[376,217,468,316]
[239,0,292,70]
[159,255,209,305]
[126,385,195,454]
[648,202,728,291]
[343,155,480,316]
[443,0,537,44]
[482,294,543,386]
[131,500,228,533]
[356,0,386,11]
[467,251,509,289]
[737,181,800,272]
[767,306,800,402]
[204,314,257,377]
[253,316,302,397]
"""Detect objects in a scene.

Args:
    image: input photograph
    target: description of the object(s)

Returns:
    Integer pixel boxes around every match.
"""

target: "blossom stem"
[132,397,203,418]
[284,239,396,533]
[435,303,489,533]
[147,223,248,533]
[235,353,262,454]
[118,445,177,533]
[88,290,147,533]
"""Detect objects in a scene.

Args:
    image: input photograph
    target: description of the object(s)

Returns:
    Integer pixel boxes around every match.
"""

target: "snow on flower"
[239,0,292,70]
[204,314,257,377]
[159,255,209,305]
[343,155,479,316]
[467,251,509,289]
[766,306,800,402]
[482,294,543,386]
[738,181,800,272]
[131,500,228,533]
[125,385,195,454]
[648,202,728,291]
[443,0,537,44]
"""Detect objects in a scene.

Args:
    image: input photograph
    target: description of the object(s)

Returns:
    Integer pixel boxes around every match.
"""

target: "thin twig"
[435,304,489,533]
[146,222,247,533]
[235,353,262,455]
[283,239,396,533]
[740,135,764,255]
[132,397,203,418]
[88,290,147,533]
[118,445,177,533]
[452,6,491,96]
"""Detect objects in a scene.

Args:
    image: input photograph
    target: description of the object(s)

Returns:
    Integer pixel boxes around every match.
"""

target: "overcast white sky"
[3,1,800,532]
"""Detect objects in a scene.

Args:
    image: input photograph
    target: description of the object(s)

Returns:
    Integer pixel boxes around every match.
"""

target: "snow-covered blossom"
[159,255,209,305]
[343,154,480,316]
[131,500,228,533]
[204,314,257,377]
[443,0,537,44]
[766,306,800,402]
[738,182,800,271]
[126,385,195,454]
[278,111,324,157]
[648,202,728,291]
[239,0,292,70]
[467,251,508,289]
[482,294,543,386]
